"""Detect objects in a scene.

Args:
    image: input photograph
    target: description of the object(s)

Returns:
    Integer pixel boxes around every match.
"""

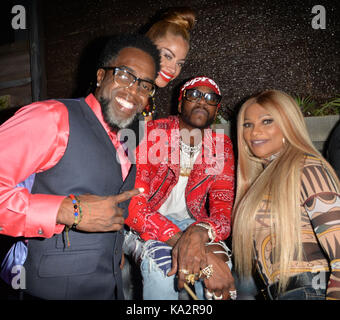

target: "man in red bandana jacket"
[125,76,236,300]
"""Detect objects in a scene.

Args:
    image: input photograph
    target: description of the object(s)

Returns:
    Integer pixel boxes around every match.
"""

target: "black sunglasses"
[183,88,221,106]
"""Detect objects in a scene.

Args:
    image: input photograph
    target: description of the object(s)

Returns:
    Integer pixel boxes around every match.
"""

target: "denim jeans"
[140,217,205,300]
[276,286,326,300]
[266,272,327,300]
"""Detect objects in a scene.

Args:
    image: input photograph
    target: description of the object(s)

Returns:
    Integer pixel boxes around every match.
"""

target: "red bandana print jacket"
[126,116,235,243]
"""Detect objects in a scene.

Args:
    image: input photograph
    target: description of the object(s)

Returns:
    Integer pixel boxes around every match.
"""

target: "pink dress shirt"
[0,94,130,238]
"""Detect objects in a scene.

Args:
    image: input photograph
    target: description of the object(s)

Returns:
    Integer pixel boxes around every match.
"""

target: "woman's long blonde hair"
[146,7,196,44]
[232,89,339,292]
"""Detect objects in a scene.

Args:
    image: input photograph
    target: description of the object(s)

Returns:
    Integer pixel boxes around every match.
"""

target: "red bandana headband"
[178,76,222,108]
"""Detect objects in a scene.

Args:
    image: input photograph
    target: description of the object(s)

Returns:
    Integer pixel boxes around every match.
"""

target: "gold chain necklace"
[179,139,202,177]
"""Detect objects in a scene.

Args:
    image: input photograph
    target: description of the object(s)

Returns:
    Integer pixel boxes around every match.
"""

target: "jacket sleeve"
[126,167,181,243]
[0,101,68,238]
[192,134,235,241]
[302,161,340,300]
[126,122,181,242]
[126,191,181,242]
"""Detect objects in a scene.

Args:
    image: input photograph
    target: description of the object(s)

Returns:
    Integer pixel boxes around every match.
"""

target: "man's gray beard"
[99,97,137,131]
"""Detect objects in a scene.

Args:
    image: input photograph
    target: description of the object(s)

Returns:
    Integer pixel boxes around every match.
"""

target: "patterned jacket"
[126,116,234,242]
[254,155,340,300]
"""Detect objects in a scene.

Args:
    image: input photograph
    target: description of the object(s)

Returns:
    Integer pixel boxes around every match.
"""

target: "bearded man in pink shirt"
[0,34,160,300]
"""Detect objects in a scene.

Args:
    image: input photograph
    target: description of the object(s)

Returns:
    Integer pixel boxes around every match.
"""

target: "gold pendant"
[180,167,192,177]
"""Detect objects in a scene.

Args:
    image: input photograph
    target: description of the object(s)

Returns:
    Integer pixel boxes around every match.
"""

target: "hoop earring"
[282,137,286,144]
[142,96,156,119]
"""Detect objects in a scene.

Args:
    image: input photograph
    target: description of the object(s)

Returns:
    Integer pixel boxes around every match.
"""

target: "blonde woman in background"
[232,89,340,300]
[142,7,196,120]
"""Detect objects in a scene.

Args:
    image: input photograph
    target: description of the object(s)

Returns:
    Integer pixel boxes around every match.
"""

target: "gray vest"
[23,98,136,299]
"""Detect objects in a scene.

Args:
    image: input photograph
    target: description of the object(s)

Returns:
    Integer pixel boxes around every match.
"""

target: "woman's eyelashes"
[262,118,274,125]
[243,118,274,128]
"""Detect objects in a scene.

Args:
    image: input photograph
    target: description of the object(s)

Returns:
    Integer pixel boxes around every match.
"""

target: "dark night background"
[45,0,340,120]
[2,0,339,121]
[2,0,340,118]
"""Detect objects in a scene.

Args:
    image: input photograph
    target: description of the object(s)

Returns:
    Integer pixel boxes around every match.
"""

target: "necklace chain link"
[179,139,202,176]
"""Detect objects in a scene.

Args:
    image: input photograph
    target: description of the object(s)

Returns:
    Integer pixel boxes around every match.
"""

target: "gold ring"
[199,264,213,279]
[179,269,190,275]
[185,273,196,285]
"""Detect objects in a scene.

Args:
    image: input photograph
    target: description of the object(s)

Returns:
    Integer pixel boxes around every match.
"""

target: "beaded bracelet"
[65,194,83,247]
[69,194,83,228]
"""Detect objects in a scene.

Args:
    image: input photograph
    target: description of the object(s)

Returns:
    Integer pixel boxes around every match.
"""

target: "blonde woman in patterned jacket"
[232,89,340,300]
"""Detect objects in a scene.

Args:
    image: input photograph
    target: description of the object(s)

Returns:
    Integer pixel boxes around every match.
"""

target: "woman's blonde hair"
[146,7,196,44]
[232,89,339,292]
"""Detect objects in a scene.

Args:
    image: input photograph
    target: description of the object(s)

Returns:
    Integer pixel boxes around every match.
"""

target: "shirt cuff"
[25,194,66,238]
